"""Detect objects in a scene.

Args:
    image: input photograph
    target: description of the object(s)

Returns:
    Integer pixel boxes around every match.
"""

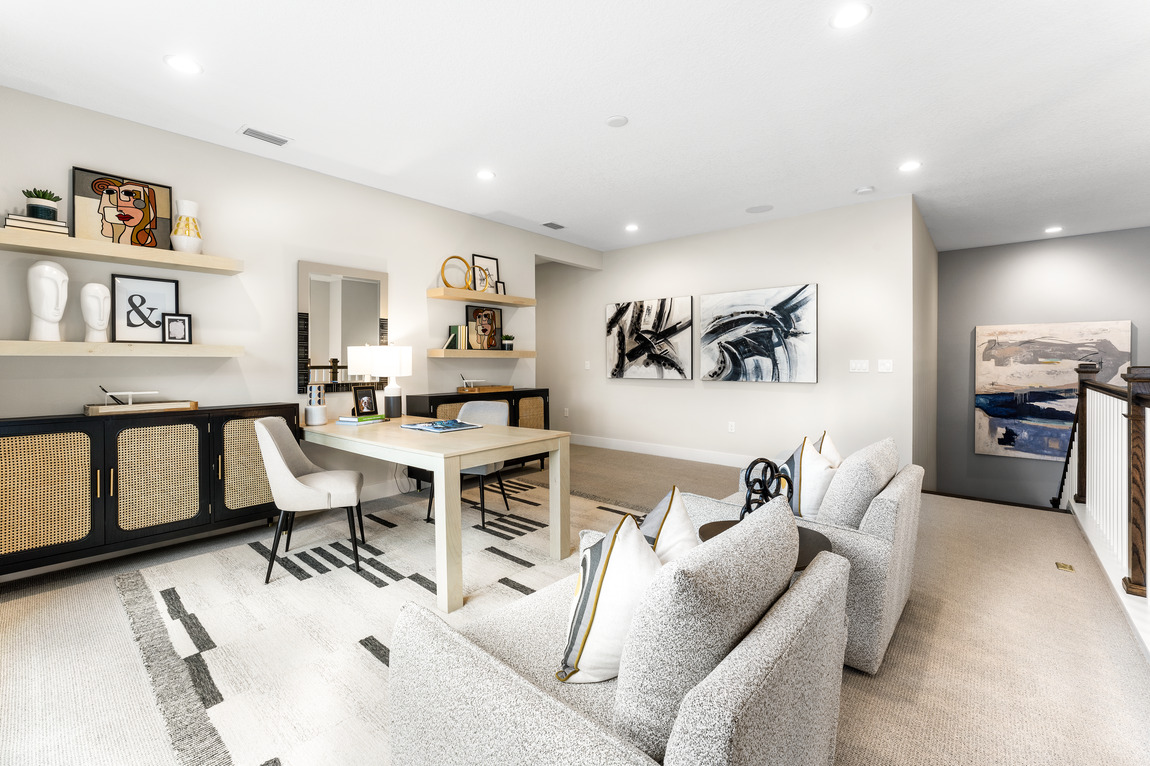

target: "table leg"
[434,456,463,612]
[549,436,571,560]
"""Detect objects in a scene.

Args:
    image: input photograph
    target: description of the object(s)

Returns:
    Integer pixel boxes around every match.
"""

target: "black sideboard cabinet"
[0,402,297,577]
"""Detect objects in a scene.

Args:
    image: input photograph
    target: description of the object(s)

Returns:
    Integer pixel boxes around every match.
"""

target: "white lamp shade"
[371,345,413,379]
[347,345,374,376]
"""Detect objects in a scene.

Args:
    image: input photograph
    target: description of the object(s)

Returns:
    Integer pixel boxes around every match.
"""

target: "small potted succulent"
[23,188,62,221]
[501,334,515,351]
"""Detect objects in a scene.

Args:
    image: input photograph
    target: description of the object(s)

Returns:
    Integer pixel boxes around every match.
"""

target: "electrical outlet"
[584,361,590,370]
[563,408,569,417]
[877,359,894,373]
[849,359,870,373]
[728,421,736,433]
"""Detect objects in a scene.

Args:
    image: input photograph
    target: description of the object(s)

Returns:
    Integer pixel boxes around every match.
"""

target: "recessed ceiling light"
[476,169,496,181]
[830,3,872,29]
[625,223,639,232]
[898,160,922,172]
[164,54,203,75]
[854,186,875,195]
[1045,226,1063,234]
[745,205,774,214]
[607,115,629,128]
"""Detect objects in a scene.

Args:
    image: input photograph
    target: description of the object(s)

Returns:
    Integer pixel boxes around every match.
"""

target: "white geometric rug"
[114,479,634,766]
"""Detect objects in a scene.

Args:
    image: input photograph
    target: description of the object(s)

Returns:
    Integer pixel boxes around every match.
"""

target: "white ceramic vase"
[170,199,203,253]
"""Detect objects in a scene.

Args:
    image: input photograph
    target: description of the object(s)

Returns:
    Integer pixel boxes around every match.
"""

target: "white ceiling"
[3,1,1149,254]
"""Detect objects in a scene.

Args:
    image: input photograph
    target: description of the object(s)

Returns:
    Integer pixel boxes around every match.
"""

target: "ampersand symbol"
[125,294,161,328]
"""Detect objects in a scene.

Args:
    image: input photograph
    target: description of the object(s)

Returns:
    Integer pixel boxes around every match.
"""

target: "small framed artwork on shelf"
[465,304,503,350]
[161,313,192,343]
[353,386,379,417]
[110,274,179,343]
[472,253,499,292]
[71,167,173,249]
[495,280,506,295]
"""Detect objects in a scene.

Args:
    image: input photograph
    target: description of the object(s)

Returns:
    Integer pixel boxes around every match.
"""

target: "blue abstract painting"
[974,320,1131,461]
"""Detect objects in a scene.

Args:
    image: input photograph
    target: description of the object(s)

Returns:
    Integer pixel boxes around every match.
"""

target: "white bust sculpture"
[28,260,68,342]
[81,283,111,343]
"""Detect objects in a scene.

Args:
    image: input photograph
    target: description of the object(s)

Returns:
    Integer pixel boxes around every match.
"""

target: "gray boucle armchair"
[389,497,850,765]
[683,437,924,675]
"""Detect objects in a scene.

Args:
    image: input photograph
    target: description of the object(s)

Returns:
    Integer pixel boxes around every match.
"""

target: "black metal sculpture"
[740,457,792,519]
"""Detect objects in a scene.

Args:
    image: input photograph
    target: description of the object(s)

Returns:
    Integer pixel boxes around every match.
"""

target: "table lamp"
[346,345,374,380]
[372,345,413,418]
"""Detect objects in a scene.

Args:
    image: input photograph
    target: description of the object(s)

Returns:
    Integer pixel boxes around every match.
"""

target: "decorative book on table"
[400,419,482,433]
[337,414,387,425]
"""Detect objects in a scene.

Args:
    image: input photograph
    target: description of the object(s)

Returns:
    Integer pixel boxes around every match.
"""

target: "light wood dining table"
[301,416,571,612]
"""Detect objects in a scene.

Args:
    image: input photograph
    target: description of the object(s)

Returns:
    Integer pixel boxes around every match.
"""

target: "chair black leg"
[356,501,366,543]
[495,471,510,511]
[285,512,296,552]
[346,506,361,572]
[478,475,486,527]
[425,484,434,523]
[265,510,291,584]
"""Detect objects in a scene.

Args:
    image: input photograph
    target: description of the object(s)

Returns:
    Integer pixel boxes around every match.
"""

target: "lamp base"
[383,382,403,419]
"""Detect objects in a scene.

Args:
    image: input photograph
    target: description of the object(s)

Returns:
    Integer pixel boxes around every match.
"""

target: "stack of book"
[4,214,68,236]
[443,324,467,349]
[337,413,387,425]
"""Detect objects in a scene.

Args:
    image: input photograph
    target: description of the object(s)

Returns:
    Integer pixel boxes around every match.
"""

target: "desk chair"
[425,400,510,527]
[254,417,366,583]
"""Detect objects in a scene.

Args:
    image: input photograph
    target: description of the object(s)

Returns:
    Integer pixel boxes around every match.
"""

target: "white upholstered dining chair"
[253,416,366,583]
[425,400,511,527]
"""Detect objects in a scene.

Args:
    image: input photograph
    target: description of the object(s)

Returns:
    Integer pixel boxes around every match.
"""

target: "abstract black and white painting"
[606,296,692,379]
[974,320,1131,461]
[699,284,817,383]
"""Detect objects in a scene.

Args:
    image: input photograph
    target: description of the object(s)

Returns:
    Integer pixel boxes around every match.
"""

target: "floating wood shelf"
[426,287,536,307]
[0,227,244,275]
[0,341,244,358]
[427,349,535,359]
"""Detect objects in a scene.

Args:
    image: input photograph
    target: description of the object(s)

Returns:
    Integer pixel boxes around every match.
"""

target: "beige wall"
[538,195,934,473]
[0,87,599,497]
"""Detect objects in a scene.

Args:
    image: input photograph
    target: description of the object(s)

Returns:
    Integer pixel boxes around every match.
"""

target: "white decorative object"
[28,260,68,341]
[372,345,413,419]
[170,199,203,254]
[305,383,327,424]
[80,283,111,343]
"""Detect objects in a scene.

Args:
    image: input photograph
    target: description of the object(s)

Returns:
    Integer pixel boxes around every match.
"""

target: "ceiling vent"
[541,221,565,230]
[239,126,290,147]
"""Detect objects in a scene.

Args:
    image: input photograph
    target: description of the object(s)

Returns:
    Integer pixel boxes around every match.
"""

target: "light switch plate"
[849,359,869,373]
[877,359,893,373]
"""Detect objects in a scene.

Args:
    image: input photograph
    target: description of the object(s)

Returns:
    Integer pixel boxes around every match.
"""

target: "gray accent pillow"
[612,496,799,762]
[816,437,899,529]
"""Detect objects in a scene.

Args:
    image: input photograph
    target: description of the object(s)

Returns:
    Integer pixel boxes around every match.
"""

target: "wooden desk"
[301,417,571,612]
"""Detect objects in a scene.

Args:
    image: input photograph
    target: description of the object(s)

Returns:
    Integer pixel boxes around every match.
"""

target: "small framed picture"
[161,313,192,344]
[110,274,179,343]
[353,386,379,417]
[495,280,506,295]
[472,253,500,292]
[465,304,503,350]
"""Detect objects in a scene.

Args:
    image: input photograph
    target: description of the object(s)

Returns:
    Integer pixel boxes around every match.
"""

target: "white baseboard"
[571,433,754,468]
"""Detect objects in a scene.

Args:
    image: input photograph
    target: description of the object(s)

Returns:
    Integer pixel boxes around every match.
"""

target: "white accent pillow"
[813,430,844,468]
[556,515,663,683]
[778,437,836,518]
[638,486,700,564]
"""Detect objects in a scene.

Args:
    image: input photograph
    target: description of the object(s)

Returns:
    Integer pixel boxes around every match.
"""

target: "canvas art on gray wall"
[605,296,692,379]
[699,284,817,383]
[973,320,1131,461]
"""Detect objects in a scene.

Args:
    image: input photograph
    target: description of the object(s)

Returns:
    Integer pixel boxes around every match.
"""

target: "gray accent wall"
[937,227,1150,507]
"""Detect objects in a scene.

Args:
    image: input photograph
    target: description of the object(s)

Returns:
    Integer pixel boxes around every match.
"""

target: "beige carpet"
[2,445,1149,765]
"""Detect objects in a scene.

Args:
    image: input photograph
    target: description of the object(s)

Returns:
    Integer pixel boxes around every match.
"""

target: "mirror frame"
[297,260,389,394]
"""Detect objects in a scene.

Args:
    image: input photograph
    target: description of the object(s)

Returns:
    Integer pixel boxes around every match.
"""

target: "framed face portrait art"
[71,167,173,249]
[110,274,179,343]
[465,305,502,350]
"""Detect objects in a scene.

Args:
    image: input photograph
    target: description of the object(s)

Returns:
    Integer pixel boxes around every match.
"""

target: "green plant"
[22,188,62,202]
[501,334,515,341]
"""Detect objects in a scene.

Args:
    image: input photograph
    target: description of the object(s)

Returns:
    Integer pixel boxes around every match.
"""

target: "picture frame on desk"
[110,274,179,343]
[353,386,379,417]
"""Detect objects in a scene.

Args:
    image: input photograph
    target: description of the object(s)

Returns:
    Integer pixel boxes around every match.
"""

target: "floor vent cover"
[1055,562,1075,572]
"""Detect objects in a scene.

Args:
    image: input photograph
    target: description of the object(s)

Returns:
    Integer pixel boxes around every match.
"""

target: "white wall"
[0,87,599,497]
[537,196,932,472]
[912,201,939,490]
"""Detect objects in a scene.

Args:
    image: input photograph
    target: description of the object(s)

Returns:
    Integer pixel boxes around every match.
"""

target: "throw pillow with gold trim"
[556,515,663,683]
[638,486,699,564]
[813,430,844,468]
[778,437,836,517]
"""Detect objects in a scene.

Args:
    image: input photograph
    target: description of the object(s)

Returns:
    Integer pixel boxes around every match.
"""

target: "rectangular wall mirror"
[297,260,389,394]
